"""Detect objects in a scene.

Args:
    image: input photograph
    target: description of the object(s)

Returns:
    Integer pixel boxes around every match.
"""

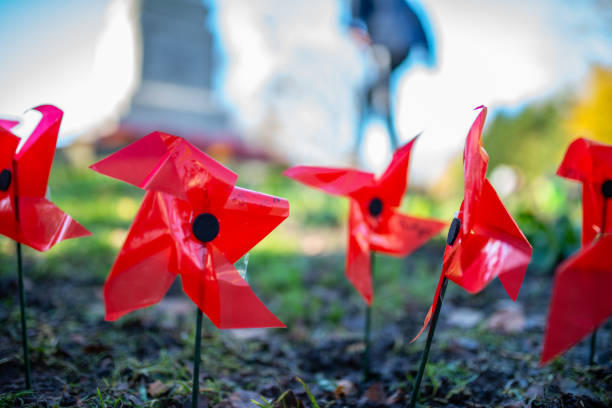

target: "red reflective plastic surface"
[91,132,288,329]
[414,106,532,341]
[0,105,90,251]
[284,136,447,305]
[541,137,612,364]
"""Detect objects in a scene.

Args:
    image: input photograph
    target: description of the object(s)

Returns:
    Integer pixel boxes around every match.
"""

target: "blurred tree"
[567,66,612,144]
[484,99,572,180]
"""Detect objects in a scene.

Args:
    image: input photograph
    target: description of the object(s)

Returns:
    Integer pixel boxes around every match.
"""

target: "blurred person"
[349,0,434,152]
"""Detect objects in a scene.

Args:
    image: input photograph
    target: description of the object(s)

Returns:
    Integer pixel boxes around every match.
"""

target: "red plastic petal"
[557,137,612,184]
[283,166,376,197]
[541,234,612,364]
[557,138,612,245]
[180,245,284,329]
[462,107,489,234]
[91,132,238,209]
[0,119,19,130]
[444,180,531,299]
[13,197,90,252]
[376,136,418,207]
[347,200,372,305]
[90,132,186,198]
[214,187,289,264]
[14,105,62,198]
[104,191,180,320]
[369,210,446,256]
[412,270,446,342]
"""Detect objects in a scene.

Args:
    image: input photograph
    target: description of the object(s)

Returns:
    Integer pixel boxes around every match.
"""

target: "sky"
[1,0,611,184]
[0,0,140,141]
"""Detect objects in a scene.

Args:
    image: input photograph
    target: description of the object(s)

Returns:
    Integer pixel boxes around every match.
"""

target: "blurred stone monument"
[120,0,231,142]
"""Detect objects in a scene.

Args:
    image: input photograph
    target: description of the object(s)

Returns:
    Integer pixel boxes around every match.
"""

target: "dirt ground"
[1,262,611,407]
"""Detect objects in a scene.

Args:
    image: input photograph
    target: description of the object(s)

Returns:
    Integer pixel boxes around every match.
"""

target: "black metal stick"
[363,254,375,381]
[409,217,459,408]
[408,277,448,408]
[589,329,597,366]
[16,242,31,389]
[590,183,611,366]
[192,309,203,408]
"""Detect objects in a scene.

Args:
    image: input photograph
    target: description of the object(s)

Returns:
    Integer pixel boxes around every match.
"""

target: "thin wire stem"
[363,253,375,381]
[192,309,203,408]
[408,277,449,408]
[16,242,31,389]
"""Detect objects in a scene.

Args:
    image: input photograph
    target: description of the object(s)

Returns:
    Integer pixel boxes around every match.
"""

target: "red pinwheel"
[284,136,446,304]
[541,137,612,364]
[0,105,90,251]
[90,132,288,328]
[414,106,533,340]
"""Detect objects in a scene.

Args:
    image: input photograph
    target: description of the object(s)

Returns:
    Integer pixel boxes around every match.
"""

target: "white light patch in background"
[0,0,140,145]
[361,117,392,175]
[395,0,612,186]
[215,0,366,166]
[13,109,43,153]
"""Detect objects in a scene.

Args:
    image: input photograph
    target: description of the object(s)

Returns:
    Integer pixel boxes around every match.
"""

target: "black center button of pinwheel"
[368,197,383,217]
[0,169,11,191]
[447,217,461,246]
[192,213,220,243]
[602,180,612,198]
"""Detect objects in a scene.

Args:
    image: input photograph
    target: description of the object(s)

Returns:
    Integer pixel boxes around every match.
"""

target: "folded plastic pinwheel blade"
[412,271,446,342]
[446,180,531,299]
[16,198,91,251]
[557,138,612,244]
[91,132,238,207]
[462,106,489,234]
[283,166,375,196]
[369,211,446,256]
[90,132,185,197]
[347,201,373,305]
[0,119,19,130]
[14,105,62,198]
[181,246,284,329]
[376,136,417,207]
[215,187,289,264]
[557,137,612,184]
[541,234,612,364]
[104,191,178,320]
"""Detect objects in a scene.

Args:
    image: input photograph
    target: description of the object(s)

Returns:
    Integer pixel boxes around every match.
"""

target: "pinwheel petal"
[347,200,373,305]
[0,119,19,131]
[369,210,446,256]
[462,106,489,234]
[90,132,186,198]
[214,187,289,264]
[541,234,612,364]
[284,166,376,197]
[91,132,238,208]
[376,136,418,207]
[412,271,446,342]
[16,197,90,251]
[212,246,284,329]
[557,137,612,184]
[180,245,284,329]
[14,105,62,198]
[104,191,179,320]
[446,181,531,297]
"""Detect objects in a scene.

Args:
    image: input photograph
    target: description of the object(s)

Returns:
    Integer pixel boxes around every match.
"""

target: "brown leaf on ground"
[147,380,170,398]
[486,301,525,333]
[335,379,357,398]
[364,382,386,404]
[218,390,262,408]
